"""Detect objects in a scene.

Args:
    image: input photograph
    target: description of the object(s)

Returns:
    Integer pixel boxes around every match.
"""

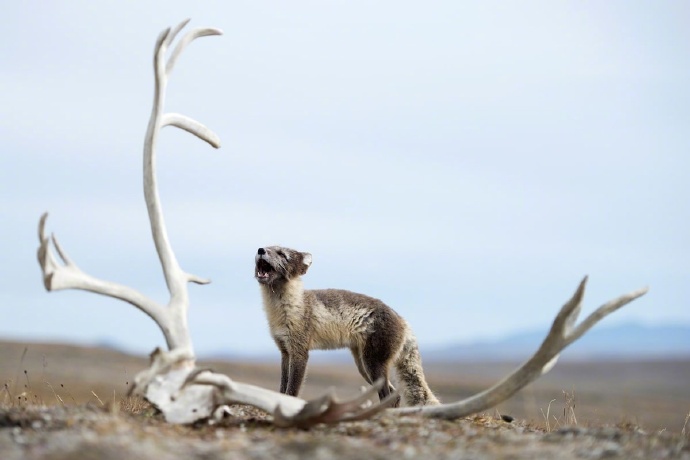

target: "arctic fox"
[254,246,439,407]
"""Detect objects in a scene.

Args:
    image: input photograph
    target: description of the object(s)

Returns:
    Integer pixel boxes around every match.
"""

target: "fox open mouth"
[256,259,273,281]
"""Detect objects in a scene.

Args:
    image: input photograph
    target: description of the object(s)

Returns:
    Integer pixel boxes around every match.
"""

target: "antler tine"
[564,276,586,332]
[340,378,386,408]
[153,27,171,61]
[312,380,399,424]
[36,213,78,284]
[51,233,75,267]
[338,391,400,423]
[164,19,191,49]
[161,113,221,148]
[272,379,395,428]
[166,26,223,76]
[38,212,49,242]
[524,275,588,374]
[550,275,587,338]
[565,285,649,348]
[37,213,58,288]
[272,389,337,428]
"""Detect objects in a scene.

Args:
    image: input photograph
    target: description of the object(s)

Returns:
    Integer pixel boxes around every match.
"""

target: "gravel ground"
[1,402,688,460]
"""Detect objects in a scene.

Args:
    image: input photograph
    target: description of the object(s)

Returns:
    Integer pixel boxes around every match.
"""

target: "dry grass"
[540,389,578,433]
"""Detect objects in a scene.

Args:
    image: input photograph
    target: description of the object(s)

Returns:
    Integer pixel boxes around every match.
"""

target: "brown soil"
[1,340,689,459]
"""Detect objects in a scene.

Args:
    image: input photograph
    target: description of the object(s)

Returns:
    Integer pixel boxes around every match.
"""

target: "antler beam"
[144,20,220,305]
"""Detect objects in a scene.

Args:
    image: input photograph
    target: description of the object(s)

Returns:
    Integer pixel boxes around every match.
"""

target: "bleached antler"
[185,370,398,428]
[392,277,648,419]
[36,19,221,355]
[36,19,226,423]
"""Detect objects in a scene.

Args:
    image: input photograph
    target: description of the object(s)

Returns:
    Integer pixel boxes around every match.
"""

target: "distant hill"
[425,323,690,362]
[203,322,690,363]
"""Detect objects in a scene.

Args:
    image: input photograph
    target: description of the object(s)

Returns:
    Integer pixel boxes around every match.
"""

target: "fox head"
[255,246,312,286]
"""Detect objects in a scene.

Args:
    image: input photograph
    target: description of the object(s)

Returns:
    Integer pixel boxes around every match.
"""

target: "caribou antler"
[36,19,226,424]
[36,20,220,354]
[393,277,649,419]
[185,370,398,428]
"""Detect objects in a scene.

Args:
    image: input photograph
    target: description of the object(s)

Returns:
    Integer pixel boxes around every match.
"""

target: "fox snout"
[255,248,274,285]
[254,246,313,285]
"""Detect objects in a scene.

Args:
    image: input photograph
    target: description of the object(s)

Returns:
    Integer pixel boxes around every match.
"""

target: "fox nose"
[257,248,265,255]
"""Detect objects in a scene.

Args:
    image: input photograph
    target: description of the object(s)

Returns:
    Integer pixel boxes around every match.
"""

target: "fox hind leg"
[350,345,373,384]
[361,336,401,407]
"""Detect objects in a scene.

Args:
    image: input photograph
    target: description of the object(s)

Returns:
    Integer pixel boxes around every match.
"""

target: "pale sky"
[1,1,688,357]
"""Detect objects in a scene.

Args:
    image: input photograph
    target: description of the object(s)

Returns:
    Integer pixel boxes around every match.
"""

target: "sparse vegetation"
[1,341,688,459]
[540,389,578,433]
[540,398,557,432]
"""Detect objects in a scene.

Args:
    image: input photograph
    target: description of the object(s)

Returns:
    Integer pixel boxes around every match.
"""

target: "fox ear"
[300,253,312,274]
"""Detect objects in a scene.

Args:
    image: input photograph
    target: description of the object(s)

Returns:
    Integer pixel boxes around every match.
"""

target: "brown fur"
[255,246,439,407]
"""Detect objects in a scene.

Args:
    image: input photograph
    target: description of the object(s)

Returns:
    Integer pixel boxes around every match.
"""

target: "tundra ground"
[1,341,688,459]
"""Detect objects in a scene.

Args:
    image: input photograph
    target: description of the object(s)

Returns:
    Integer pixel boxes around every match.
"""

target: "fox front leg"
[286,347,309,397]
[279,346,290,394]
